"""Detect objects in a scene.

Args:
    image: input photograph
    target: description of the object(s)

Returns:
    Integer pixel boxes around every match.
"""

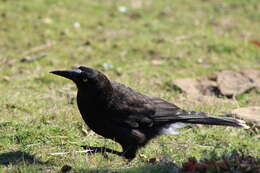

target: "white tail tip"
[237,119,250,129]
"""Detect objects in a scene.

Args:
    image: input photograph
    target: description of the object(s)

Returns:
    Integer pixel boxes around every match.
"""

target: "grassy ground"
[0,0,259,172]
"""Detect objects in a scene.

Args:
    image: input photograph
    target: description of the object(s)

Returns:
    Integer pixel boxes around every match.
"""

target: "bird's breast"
[76,96,115,138]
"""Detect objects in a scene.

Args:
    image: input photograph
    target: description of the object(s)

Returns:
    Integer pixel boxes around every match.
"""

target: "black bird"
[51,66,249,160]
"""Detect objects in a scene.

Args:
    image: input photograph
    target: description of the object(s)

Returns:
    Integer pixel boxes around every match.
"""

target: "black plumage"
[51,66,249,159]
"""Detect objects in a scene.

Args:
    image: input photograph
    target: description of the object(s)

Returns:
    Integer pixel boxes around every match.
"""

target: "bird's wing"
[148,98,190,123]
[108,82,155,128]
[108,82,183,128]
[108,82,249,129]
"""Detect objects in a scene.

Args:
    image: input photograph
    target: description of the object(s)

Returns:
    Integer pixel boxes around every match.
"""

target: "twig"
[22,41,55,55]
[20,53,47,63]
[49,150,93,156]
[172,34,198,43]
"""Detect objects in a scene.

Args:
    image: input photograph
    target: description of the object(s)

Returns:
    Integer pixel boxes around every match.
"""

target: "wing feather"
[108,82,187,128]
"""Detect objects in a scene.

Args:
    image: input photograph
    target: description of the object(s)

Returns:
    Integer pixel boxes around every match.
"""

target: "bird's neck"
[77,85,113,109]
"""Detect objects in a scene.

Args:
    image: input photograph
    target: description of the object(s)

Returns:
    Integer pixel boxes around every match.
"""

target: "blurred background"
[0,0,259,172]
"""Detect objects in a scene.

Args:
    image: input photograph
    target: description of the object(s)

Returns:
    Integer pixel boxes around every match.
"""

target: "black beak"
[50,69,82,81]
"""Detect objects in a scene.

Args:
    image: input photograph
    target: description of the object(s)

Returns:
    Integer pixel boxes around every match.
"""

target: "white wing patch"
[160,123,187,135]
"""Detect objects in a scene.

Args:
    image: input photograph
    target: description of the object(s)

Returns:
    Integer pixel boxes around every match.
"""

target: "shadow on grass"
[76,162,179,173]
[0,151,49,166]
[73,150,260,173]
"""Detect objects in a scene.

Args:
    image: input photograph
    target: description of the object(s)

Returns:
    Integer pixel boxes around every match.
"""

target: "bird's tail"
[176,111,249,129]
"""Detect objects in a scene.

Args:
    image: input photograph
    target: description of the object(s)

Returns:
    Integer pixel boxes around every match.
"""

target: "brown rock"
[216,71,254,96]
[232,106,260,126]
[172,77,219,97]
[172,70,260,98]
[241,70,260,90]
[172,78,201,96]
[197,77,219,96]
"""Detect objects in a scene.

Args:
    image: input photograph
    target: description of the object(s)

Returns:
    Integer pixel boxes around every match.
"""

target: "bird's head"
[50,66,111,92]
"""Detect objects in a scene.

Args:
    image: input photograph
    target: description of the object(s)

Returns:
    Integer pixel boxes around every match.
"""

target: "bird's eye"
[82,78,88,82]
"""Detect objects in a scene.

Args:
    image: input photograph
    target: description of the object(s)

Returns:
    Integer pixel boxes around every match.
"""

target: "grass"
[0,0,260,172]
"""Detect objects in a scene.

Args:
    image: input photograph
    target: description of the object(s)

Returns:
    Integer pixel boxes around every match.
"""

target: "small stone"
[102,63,113,71]
[151,60,163,65]
[42,18,52,24]
[83,40,91,46]
[61,165,72,172]
[3,76,10,82]
[73,22,80,28]
[118,6,127,13]
[139,154,147,159]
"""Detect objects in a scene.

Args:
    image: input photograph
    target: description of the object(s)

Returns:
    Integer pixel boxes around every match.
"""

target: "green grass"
[0,0,259,172]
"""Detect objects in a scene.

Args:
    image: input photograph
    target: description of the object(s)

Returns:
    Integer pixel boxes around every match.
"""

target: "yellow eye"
[83,78,88,82]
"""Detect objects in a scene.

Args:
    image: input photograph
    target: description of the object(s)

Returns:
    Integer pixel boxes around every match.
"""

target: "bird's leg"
[121,145,138,160]
[80,145,122,158]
